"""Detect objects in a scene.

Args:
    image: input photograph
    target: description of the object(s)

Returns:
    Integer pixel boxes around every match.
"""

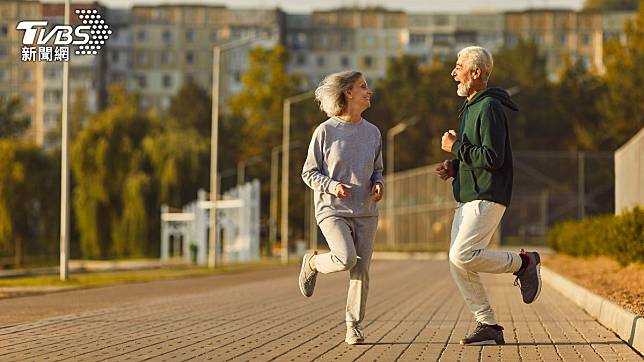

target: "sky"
[42,0,586,13]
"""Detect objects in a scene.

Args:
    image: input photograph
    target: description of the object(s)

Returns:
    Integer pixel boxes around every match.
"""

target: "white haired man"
[435,46,542,345]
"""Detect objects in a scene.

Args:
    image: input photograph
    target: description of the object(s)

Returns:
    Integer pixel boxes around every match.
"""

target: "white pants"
[316,216,378,327]
[449,200,522,326]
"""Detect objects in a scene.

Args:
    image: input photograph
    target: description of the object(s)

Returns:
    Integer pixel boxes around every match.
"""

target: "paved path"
[0,261,640,361]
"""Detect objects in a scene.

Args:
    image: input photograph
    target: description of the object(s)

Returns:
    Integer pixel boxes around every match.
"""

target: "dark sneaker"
[345,324,365,345]
[298,251,318,297]
[460,323,505,345]
[513,249,542,304]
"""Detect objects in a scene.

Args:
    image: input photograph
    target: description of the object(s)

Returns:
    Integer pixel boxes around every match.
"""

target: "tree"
[597,5,644,149]
[229,45,302,161]
[0,140,58,266]
[0,96,30,139]
[71,85,158,258]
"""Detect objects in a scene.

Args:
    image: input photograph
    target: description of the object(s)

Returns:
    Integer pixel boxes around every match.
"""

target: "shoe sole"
[525,253,542,304]
[460,338,505,345]
[298,254,312,298]
[345,338,364,345]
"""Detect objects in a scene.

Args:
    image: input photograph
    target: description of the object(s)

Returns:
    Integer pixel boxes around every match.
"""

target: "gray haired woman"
[299,70,384,345]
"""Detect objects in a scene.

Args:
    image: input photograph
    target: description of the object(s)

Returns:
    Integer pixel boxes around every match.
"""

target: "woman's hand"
[335,183,352,198]
[371,183,384,202]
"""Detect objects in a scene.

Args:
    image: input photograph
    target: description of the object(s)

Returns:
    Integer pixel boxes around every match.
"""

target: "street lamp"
[385,117,418,247]
[59,0,71,281]
[280,91,314,265]
[209,35,269,268]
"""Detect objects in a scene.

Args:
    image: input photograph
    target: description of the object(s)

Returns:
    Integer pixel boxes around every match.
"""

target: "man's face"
[451,56,473,97]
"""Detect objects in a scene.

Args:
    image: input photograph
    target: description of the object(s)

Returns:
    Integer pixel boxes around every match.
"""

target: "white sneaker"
[298,251,318,297]
[345,324,365,345]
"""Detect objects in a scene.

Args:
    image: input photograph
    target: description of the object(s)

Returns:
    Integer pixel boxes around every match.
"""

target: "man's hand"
[334,183,352,198]
[441,129,457,153]
[371,183,384,202]
[434,160,455,181]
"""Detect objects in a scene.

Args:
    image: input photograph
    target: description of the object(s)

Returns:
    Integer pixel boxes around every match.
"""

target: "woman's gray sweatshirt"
[301,117,384,223]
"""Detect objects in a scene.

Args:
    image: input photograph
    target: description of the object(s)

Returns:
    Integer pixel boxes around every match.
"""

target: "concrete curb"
[542,266,643,354]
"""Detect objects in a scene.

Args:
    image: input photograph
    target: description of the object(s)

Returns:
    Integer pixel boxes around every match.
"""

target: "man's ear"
[472,67,482,80]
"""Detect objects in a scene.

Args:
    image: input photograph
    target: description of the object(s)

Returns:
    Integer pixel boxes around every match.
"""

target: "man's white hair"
[457,46,494,82]
[314,70,363,117]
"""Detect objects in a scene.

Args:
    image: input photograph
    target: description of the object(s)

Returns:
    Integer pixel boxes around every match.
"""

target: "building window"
[365,35,376,47]
[0,69,6,81]
[23,92,33,105]
[341,56,350,67]
[0,45,6,59]
[162,74,173,88]
[111,51,120,62]
[340,35,350,48]
[137,52,148,65]
[23,70,32,82]
[162,30,172,43]
[0,24,7,37]
[410,33,426,45]
[44,90,61,103]
[186,51,194,64]
[45,112,58,126]
[318,35,328,48]
[185,73,195,84]
[137,30,146,41]
[363,56,373,68]
[233,71,241,83]
[210,31,218,42]
[162,51,173,65]
[136,74,147,88]
[295,54,306,66]
[559,33,567,45]
[317,55,325,67]
[582,33,591,46]
[186,30,195,42]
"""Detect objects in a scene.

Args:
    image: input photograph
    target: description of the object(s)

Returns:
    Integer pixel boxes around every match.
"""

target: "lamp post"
[209,35,268,268]
[59,0,71,281]
[280,91,314,264]
[385,117,418,247]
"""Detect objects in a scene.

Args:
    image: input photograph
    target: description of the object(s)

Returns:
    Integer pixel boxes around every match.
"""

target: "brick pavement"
[0,260,640,361]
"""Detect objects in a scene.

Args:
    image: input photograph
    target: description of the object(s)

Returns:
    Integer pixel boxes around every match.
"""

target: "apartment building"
[286,7,407,87]
[0,0,43,143]
[406,12,505,64]
[129,5,284,110]
[505,9,637,77]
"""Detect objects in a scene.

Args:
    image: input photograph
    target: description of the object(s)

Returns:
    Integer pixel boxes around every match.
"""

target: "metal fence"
[373,164,455,252]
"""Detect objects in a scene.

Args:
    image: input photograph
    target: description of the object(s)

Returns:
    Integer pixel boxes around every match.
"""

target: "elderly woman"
[299,70,384,345]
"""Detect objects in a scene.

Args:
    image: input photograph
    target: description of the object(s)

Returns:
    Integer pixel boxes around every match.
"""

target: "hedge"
[546,206,643,266]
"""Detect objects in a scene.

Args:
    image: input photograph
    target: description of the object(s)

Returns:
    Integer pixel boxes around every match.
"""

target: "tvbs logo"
[17,9,112,61]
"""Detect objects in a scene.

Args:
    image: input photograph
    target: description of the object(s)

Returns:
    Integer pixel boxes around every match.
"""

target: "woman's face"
[346,76,373,112]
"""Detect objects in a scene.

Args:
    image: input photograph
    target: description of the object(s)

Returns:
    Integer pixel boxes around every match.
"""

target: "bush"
[547,207,643,266]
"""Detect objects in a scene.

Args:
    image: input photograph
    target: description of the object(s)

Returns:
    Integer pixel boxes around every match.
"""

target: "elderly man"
[435,46,541,345]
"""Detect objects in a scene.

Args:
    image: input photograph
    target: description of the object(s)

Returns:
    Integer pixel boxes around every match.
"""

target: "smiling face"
[451,55,475,97]
[345,76,373,113]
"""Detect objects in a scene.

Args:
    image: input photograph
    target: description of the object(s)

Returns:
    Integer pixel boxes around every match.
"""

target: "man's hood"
[466,87,519,111]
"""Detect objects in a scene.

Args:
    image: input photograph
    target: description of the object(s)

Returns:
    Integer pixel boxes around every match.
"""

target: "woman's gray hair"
[314,70,363,117]
[457,46,494,82]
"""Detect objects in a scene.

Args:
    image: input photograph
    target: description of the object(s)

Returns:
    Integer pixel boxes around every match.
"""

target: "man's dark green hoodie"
[451,87,518,207]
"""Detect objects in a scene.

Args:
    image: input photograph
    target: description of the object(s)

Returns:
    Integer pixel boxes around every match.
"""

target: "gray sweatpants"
[316,216,378,327]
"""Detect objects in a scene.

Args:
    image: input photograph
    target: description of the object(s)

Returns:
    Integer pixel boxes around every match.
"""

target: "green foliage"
[71,84,158,258]
[547,207,644,265]
[0,140,58,265]
[597,5,644,149]
[0,96,30,139]
[229,45,302,161]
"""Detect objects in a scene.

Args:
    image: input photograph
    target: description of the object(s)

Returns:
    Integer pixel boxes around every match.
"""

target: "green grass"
[0,259,289,288]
